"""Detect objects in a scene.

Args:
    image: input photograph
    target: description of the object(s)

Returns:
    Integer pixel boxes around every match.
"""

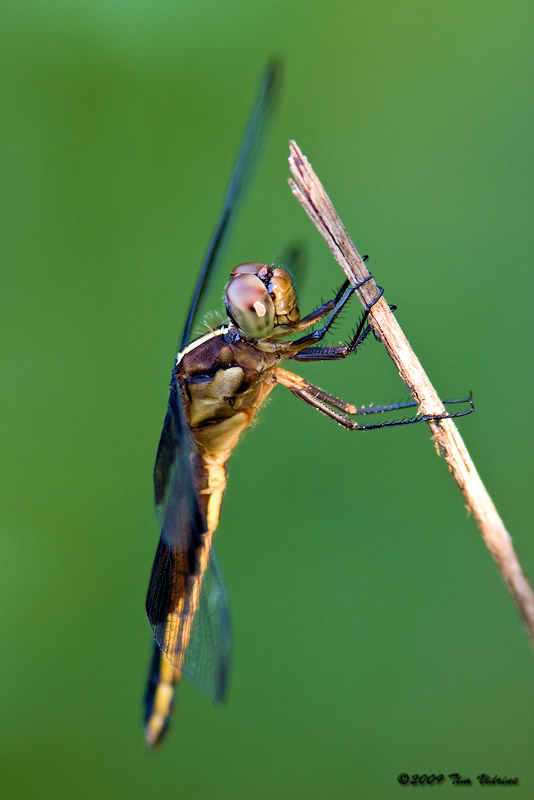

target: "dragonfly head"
[225,263,300,339]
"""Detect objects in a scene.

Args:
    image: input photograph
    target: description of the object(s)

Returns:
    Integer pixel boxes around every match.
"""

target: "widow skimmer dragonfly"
[143,64,473,748]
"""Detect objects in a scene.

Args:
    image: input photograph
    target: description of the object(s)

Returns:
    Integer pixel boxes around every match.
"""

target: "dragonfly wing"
[181,62,280,348]
[143,544,231,748]
[146,380,232,701]
[182,546,232,704]
[145,63,280,731]
[146,382,205,664]
[152,381,202,549]
[275,242,306,292]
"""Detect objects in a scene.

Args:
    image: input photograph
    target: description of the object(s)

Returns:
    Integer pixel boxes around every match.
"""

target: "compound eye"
[225,273,275,338]
[231,262,266,276]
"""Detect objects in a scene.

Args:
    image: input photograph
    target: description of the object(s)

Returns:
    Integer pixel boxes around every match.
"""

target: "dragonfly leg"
[292,294,396,362]
[294,279,352,331]
[276,368,475,430]
[290,255,372,333]
[350,396,473,416]
[289,278,383,351]
[292,306,374,362]
[276,367,359,413]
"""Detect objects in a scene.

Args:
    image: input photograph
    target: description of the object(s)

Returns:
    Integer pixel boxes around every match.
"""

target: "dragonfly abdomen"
[144,448,230,749]
[143,642,180,748]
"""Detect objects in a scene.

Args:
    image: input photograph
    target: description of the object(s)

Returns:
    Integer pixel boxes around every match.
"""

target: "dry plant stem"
[288,139,534,642]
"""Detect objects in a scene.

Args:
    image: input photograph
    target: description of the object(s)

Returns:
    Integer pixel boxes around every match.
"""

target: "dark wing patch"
[146,379,231,699]
[146,381,204,655]
[152,382,203,550]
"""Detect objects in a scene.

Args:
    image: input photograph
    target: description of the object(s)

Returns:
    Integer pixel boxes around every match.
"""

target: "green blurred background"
[1,1,533,797]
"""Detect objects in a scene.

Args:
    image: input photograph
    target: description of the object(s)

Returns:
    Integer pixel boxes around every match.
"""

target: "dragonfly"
[142,64,474,748]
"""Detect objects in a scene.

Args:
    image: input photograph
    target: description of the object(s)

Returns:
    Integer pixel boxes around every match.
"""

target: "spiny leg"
[292,279,351,331]
[286,255,371,334]
[351,396,473,415]
[269,285,355,356]
[276,368,358,414]
[288,279,383,354]
[294,298,397,362]
[275,369,475,430]
[293,305,374,362]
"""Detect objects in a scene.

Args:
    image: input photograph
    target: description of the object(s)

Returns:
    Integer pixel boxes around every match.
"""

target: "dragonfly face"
[142,66,474,749]
[225,262,300,337]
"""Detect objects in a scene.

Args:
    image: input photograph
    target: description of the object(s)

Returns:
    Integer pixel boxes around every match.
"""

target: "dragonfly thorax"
[225,263,300,340]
